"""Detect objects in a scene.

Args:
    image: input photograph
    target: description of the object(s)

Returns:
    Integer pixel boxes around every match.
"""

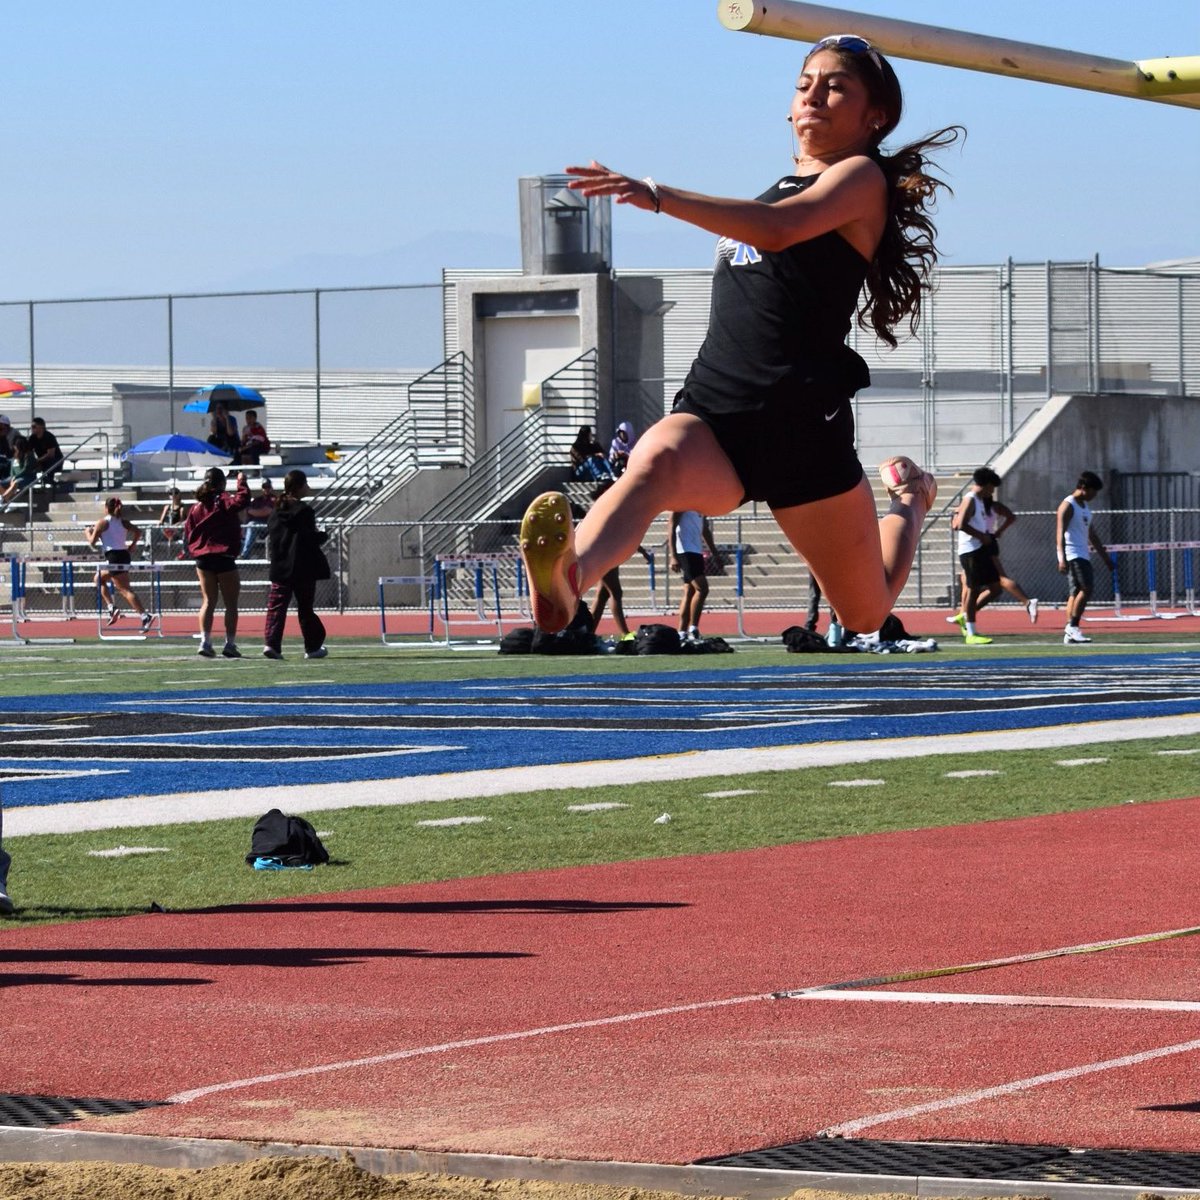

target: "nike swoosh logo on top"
[778,180,802,189]
[824,408,840,421]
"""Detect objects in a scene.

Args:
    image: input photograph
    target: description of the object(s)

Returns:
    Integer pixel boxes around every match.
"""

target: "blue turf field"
[2,653,1198,808]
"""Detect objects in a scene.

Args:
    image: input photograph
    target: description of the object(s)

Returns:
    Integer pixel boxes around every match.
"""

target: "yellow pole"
[717,0,1200,110]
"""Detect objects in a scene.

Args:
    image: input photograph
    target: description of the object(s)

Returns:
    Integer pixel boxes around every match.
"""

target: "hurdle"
[1101,541,1200,621]
[6,556,77,645]
[378,574,436,647]
[432,554,514,646]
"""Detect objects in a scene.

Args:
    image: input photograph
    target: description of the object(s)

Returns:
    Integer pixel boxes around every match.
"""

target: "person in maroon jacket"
[183,467,251,658]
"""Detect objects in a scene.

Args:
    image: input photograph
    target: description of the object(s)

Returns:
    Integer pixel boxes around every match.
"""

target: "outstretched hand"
[566,162,657,212]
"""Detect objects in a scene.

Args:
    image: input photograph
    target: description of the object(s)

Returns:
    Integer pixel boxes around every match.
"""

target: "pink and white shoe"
[520,492,582,634]
[879,456,937,509]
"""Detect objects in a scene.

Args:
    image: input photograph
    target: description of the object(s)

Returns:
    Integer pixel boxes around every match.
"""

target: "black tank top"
[682,174,871,413]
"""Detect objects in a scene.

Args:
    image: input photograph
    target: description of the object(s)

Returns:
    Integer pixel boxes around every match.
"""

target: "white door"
[482,314,580,445]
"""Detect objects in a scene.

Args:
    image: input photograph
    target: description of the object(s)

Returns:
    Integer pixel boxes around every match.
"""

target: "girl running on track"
[86,496,152,630]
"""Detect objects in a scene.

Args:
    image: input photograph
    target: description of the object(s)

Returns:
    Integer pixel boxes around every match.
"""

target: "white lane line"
[9,714,1200,836]
[167,990,775,1105]
[819,1038,1200,1138]
[799,989,1200,1012]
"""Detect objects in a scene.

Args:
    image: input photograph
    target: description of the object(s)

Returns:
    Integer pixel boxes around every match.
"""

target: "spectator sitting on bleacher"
[608,421,637,477]
[0,437,37,509]
[240,476,276,558]
[207,402,240,462]
[240,410,271,465]
[570,425,615,482]
[158,487,186,555]
[0,414,14,456]
[27,417,62,484]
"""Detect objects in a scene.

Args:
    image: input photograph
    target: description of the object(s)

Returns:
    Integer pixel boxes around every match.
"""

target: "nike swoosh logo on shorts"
[824,408,840,421]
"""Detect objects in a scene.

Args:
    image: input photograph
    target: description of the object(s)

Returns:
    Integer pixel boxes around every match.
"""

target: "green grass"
[6,733,1197,925]
[4,629,1197,696]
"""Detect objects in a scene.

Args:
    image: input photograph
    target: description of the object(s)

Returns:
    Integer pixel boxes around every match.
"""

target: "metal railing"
[399,349,599,563]
[6,508,1197,629]
[309,352,473,525]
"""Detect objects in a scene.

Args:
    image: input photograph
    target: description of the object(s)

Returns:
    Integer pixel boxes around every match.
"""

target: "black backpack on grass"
[498,626,535,654]
[245,809,330,867]
[635,623,682,655]
[781,625,828,653]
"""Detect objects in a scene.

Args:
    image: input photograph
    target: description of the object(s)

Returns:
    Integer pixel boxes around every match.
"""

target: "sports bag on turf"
[245,809,330,867]
[781,625,829,653]
[635,623,681,655]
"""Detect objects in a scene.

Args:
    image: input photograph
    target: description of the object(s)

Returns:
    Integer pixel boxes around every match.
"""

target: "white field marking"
[702,789,760,798]
[818,1037,1200,1138]
[1158,748,1200,756]
[0,745,461,765]
[829,778,885,787]
[944,769,1001,778]
[566,802,630,812]
[87,845,171,858]
[1055,757,1109,766]
[416,815,488,827]
[8,714,1200,837]
[0,768,125,782]
[799,989,1200,1013]
[167,989,775,1105]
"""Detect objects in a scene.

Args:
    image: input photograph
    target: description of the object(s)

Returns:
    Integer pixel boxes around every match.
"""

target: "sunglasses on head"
[811,33,884,73]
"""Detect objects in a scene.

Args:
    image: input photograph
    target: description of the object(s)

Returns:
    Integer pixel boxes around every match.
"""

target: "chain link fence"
[8,508,1196,635]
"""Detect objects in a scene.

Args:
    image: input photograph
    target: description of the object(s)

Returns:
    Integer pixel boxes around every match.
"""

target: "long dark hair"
[195,467,226,503]
[277,468,308,511]
[803,41,964,348]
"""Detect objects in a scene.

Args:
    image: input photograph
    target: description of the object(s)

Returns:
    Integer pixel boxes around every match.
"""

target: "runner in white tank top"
[86,497,151,630]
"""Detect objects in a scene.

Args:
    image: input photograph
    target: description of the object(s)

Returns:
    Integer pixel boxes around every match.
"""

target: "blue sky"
[2,1,1197,300]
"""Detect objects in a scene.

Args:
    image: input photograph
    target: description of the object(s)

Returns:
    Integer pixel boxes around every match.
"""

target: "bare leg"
[196,570,219,640]
[521,415,742,632]
[112,575,145,615]
[576,415,742,588]
[771,465,935,636]
[218,571,241,644]
[998,574,1030,605]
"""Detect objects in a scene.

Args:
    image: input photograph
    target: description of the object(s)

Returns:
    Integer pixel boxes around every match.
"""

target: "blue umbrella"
[123,433,232,467]
[183,383,266,414]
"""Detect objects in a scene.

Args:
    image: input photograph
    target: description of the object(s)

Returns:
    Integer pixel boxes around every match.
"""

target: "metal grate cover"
[698,1137,1200,1189]
[0,1092,167,1129]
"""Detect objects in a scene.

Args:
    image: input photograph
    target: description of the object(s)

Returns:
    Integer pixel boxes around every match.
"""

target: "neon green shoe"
[964,633,993,645]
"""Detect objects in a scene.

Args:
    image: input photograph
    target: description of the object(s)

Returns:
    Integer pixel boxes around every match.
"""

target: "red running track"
[5,798,1200,1162]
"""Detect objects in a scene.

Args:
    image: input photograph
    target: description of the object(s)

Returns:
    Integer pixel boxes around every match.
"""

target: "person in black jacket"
[262,469,330,660]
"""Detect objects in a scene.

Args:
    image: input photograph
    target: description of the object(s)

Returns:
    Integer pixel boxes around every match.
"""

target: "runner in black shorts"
[519,35,962,637]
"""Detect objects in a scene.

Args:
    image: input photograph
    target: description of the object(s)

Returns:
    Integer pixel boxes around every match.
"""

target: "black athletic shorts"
[677,552,706,584]
[672,380,864,508]
[960,547,1000,588]
[1066,557,1094,595]
[104,549,132,574]
[194,553,238,576]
